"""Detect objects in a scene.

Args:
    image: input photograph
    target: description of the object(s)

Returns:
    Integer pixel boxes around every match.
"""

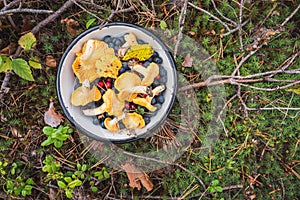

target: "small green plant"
[93,167,110,180]
[6,177,34,197]
[208,180,223,194]
[0,32,41,81]
[41,125,73,148]
[0,160,8,175]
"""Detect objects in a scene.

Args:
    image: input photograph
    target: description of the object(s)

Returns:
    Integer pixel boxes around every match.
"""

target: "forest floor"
[0,0,300,199]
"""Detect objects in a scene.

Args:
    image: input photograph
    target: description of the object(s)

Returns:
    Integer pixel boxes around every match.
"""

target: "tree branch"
[0,8,53,16]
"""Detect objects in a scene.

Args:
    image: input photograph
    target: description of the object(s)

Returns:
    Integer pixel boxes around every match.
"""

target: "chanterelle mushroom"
[104,112,126,132]
[122,113,145,129]
[114,72,152,101]
[70,79,101,106]
[82,89,124,117]
[132,62,159,86]
[132,85,165,112]
[72,39,122,83]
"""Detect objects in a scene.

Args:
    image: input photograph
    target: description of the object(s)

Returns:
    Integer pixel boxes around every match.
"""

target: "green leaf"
[215,186,223,192]
[103,171,110,179]
[67,128,73,134]
[65,189,73,199]
[81,164,87,172]
[24,185,33,191]
[64,177,72,183]
[68,179,82,189]
[77,163,82,171]
[26,178,34,185]
[29,57,42,69]
[91,186,98,192]
[0,56,12,72]
[11,58,34,81]
[212,180,219,186]
[6,180,14,190]
[56,134,69,141]
[160,20,167,30]
[86,18,96,29]
[57,181,67,189]
[54,140,63,148]
[43,126,54,135]
[18,32,36,51]
[208,187,216,193]
[41,138,53,146]
[21,190,27,197]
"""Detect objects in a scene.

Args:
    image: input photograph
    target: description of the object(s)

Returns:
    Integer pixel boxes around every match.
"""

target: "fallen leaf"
[0,42,17,55]
[10,127,23,138]
[29,56,42,69]
[61,18,80,37]
[21,16,32,33]
[122,163,153,191]
[44,101,63,127]
[182,53,193,67]
[45,55,57,68]
[18,32,36,51]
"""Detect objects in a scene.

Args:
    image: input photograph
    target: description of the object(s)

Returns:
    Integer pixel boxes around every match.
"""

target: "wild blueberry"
[143,61,151,67]
[153,56,163,64]
[93,118,100,125]
[144,117,151,124]
[157,95,165,104]
[103,35,111,43]
[154,103,162,110]
[151,98,157,105]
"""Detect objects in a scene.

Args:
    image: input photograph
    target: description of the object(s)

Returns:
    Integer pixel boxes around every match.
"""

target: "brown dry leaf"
[21,16,32,33]
[0,20,2,31]
[44,101,63,127]
[122,163,153,191]
[0,42,17,55]
[182,53,193,68]
[45,55,57,68]
[61,18,80,37]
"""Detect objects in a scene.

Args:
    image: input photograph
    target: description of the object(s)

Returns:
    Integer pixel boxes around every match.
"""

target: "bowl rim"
[56,22,177,143]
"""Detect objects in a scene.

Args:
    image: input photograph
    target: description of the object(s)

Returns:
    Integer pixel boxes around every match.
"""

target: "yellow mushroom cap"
[72,39,122,83]
[132,98,157,112]
[114,72,145,101]
[70,83,101,106]
[104,118,120,132]
[132,63,159,86]
[102,89,125,117]
[122,113,145,129]
[114,72,141,92]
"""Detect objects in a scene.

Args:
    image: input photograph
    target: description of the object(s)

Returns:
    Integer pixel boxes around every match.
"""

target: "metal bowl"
[57,22,177,143]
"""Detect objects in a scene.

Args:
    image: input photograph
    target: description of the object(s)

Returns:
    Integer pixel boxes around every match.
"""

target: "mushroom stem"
[82,104,107,116]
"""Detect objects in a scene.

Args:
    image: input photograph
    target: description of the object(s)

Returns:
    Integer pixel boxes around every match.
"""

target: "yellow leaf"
[18,32,36,51]
[287,88,300,95]
[122,44,154,61]
[29,57,42,69]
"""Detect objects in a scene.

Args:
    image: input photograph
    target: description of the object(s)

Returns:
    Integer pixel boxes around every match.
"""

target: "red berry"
[106,77,112,82]
[106,81,112,89]
[97,81,104,88]
[125,103,130,110]
[140,94,147,98]
[131,104,136,110]
[155,74,161,80]
[133,58,139,62]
